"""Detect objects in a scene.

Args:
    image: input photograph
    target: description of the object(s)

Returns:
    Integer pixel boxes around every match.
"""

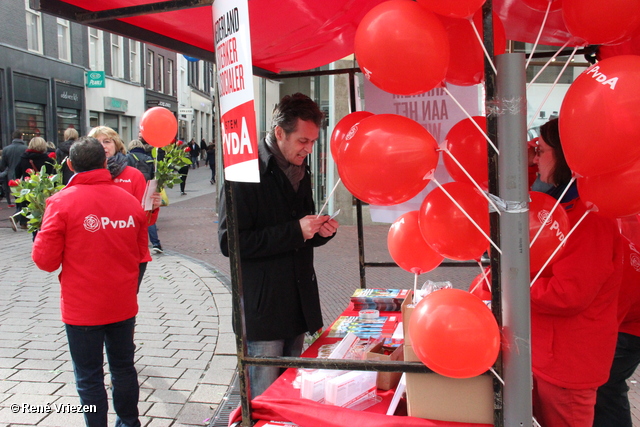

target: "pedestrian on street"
[0,130,27,207]
[189,139,200,169]
[218,93,339,397]
[32,137,148,427]
[57,127,79,184]
[206,142,216,184]
[88,125,160,289]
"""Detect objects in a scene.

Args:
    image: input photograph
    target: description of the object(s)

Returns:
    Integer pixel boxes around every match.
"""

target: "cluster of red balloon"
[560,55,640,218]
[348,0,505,380]
[354,0,506,92]
[139,107,178,148]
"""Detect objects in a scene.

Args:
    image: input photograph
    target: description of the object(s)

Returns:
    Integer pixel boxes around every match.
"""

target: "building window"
[168,59,174,96]
[111,35,123,78]
[157,55,165,93]
[16,101,45,141]
[88,27,104,71]
[130,40,140,83]
[146,50,154,90]
[25,0,43,54]
[57,18,71,62]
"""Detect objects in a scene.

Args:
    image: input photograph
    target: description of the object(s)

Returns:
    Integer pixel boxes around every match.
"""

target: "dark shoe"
[152,245,163,254]
[210,179,215,185]
[181,192,186,195]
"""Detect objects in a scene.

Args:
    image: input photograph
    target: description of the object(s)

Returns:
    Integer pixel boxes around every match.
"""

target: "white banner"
[213,0,260,182]
[363,81,483,223]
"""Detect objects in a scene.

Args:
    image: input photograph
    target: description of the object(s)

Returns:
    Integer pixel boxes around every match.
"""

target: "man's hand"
[300,215,339,240]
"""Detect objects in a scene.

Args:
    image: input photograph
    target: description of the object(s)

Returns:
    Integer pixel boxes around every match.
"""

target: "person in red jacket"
[530,118,623,427]
[88,126,159,288]
[593,230,640,427]
[32,137,149,427]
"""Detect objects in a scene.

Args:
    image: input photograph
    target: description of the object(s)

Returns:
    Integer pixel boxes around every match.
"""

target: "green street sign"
[86,71,105,88]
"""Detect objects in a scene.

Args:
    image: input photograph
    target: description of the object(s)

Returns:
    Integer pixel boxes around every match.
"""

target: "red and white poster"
[364,80,483,222]
[213,0,259,182]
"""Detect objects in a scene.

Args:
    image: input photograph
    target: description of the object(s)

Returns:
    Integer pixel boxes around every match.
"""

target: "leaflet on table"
[350,288,409,312]
[327,315,398,339]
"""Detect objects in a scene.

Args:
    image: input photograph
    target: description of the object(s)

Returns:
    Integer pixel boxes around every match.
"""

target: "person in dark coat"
[15,137,56,228]
[218,93,339,397]
[0,130,27,206]
[56,127,79,184]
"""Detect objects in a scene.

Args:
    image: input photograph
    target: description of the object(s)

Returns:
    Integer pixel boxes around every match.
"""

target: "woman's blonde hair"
[88,126,126,154]
[28,137,47,153]
[128,139,145,151]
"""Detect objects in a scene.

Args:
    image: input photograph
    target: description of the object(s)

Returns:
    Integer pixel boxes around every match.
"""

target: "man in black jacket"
[218,93,339,397]
[0,130,27,207]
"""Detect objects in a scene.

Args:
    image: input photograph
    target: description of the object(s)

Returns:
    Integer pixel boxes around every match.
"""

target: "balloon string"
[414,273,419,300]
[469,18,498,76]
[530,176,576,248]
[443,87,500,155]
[491,369,547,427]
[439,147,502,215]
[527,46,578,129]
[489,367,505,385]
[316,178,342,218]
[525,0,552,70]
[469,261,491,295]
[432,177,502,255]
[530,207,593,287]
[527,39,571,89]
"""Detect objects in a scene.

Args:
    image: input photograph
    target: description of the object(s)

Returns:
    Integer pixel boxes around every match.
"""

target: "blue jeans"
[65,317,140,427]
[148,224,160,246]
[246,333,305,397]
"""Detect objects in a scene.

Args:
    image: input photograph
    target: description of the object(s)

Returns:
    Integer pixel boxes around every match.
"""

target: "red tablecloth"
[229,303,493,427]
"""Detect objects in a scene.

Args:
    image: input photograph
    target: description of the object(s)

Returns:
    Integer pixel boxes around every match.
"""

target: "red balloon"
[562,0,640,45]
[529,191,570,272]
[577,155,640,218]
[417,0,485,19]
[354,0,449,95]
[140,107,178,148]
[522,0,562,12]
[559,55,640,177]
[440,11,506,86]
[469,267,492,301]
[409,288,500,378]
[388,211,444,275]
[598,31,640,60]
[337,114,439,206]
[443,116,488,190]
[419,182,490,261]
[330,111,373,160]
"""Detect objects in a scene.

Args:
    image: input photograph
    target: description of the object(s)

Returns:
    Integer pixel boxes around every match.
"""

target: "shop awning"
[35,0,576,75]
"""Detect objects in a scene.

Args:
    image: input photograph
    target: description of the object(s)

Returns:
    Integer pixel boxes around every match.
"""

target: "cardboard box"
[365,342,404,390]
[402,291,494,425]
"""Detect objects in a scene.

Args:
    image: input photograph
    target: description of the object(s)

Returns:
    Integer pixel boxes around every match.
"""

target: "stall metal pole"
[496,53,533,426]
[223,180,253,425]
[481,2,504,425]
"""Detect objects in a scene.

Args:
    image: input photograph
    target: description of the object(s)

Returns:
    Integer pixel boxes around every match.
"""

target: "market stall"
[32,0,640,426]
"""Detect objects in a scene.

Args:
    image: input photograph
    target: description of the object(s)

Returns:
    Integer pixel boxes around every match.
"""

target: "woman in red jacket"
[87,126,160,287]
[530,118,623,427]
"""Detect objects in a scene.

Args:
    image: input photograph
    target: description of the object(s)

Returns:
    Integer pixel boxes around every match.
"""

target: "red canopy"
[39,0,576,74]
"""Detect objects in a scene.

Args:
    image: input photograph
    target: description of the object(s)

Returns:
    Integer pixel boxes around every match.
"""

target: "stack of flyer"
[350,288,409,312]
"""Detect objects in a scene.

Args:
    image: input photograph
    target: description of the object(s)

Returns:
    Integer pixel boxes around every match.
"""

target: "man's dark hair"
[268,93,324,140]
[540,118,572,186]
[12,130,23,140]
[70,137,106,173]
